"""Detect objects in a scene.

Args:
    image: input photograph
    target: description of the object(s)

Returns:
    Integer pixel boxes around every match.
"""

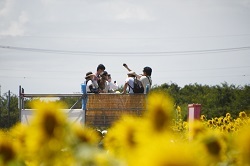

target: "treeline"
[0,82,249,128]
[151,82,250,120]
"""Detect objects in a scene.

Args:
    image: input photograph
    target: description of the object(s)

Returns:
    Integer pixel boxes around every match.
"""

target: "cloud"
[0,0,13,17]
[0,11,29,36]
[115,6,154,21]
[0,0,30,36]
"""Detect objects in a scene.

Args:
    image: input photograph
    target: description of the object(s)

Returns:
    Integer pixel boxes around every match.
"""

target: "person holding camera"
[98,71,109,93]
[123,63,152,94]
[93,64,106,89]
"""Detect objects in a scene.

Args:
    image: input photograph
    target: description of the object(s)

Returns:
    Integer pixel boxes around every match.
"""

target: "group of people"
[84,64,118,93]
[84,63,152,94]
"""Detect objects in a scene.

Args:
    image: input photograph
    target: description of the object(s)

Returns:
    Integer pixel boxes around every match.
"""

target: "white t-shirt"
[125,77,134,94]
[86,79,98,93]
[102,81,110,93]
[109,82,118,91]
[140,76,152,94]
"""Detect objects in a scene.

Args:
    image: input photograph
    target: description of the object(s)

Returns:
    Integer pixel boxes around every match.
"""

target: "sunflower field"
[0,92,249,166]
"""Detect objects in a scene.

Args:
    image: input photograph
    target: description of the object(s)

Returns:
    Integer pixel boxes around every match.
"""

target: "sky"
[0,0,250,95]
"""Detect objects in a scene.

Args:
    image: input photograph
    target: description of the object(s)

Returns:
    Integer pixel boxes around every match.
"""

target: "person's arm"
[121,82,128,94]
[89,81,99,93]
[92,75,99,88]
[123,63,132,71]
[123,63,141,79]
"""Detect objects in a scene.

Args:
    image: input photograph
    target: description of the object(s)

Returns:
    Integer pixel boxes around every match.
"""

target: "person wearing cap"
[85,71,99,93]
[123,63,152,94]
[121,70,136,94]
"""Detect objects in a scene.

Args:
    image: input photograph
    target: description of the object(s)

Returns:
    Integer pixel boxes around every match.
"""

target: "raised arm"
[123,63,132,71]
[123,63,141,79]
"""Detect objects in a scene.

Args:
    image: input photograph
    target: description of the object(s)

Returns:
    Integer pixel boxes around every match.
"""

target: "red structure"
[188,104,201,121]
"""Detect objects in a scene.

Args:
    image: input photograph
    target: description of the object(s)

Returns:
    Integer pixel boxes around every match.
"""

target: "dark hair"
[102,71,108,76]
[86,71,93,76]
[97,64,105,71]
[143,67,152,76]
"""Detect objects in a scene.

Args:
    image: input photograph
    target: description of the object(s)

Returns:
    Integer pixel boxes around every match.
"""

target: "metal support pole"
[18,85,23,122]
[81,83,87,125]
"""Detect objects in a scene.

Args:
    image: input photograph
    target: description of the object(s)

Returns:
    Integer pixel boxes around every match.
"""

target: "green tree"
[0,92,19,128]
[151,83,250,120]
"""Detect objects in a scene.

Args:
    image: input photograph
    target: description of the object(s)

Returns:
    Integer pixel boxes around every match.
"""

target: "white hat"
[85,71,95,79]
[127,71,136,76]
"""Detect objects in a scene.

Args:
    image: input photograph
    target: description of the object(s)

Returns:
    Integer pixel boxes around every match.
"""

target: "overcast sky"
[0,0,250,95]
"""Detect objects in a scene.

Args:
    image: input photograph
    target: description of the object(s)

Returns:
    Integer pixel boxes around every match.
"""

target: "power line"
[1,45,250,56]
[0,73,249,80]
[1,33,250,39]
[160,66,250,72]
[0,65,250,73]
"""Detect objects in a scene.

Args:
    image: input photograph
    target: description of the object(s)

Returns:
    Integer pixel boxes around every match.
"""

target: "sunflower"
[71,124,101,146]
[199,130,227,163]
[29,100,68,140]
[130,137,202,166]
[0,131,19,165]
[226,113,231,118]
[103,115,144,159]
[144,91,175,133]
[25,100,69,165]
[189,120,207,140]
[200,114,206,121]
[9,123,29,160]
[236,124,250,165]
[239,111,248,119]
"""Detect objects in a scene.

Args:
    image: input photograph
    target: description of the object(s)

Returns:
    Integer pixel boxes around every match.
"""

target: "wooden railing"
[85,94,146,127]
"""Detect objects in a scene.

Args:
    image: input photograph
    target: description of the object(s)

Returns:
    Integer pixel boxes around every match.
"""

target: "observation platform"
[19,86,146,128]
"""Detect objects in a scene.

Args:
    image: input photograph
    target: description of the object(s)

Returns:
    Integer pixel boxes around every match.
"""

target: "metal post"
[18,85,23,122]
[81,83,87,125]
[18,85,21,122]
[22,88,24,109]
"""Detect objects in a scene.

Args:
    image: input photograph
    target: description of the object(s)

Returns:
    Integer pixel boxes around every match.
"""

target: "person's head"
[97,64,106,75]
[127,71,136,77]
[101,71,108,80]
[85,71,95,80]
[143,66,152,76]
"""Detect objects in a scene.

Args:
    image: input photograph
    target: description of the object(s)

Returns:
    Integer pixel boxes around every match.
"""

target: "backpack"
[131,78,144,93]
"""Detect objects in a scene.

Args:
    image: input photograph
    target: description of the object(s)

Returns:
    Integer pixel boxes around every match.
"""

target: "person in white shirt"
[107,74,118,93]
[140,67,152,93]
[85,71,99,93]
[121,71,136,94]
